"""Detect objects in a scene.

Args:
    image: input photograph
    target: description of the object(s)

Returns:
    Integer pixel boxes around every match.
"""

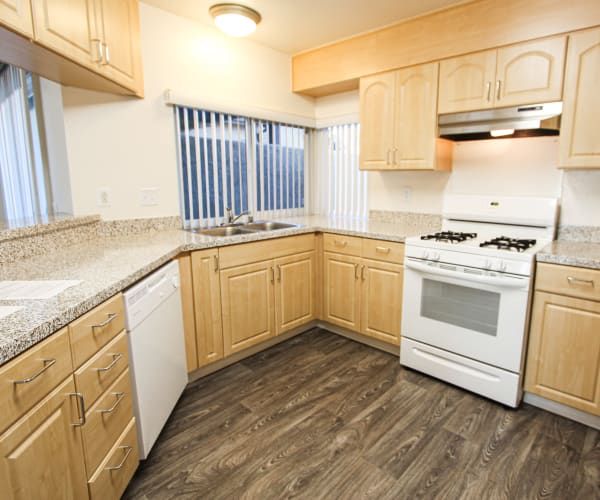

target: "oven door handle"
[405,259,529,289]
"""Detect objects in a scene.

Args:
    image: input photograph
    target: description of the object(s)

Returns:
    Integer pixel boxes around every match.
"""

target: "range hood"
[438,102,562,141]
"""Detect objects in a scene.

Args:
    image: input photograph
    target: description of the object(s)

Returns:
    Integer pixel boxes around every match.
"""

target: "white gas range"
[400,195,558,407]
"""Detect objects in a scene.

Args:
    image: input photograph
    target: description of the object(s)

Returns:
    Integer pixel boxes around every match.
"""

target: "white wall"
[561,170,600,226]
[61,3,314,219]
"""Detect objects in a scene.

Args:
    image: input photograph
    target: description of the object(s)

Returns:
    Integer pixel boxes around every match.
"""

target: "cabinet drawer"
[536,263,600,302]
[323,233,362,256]
[82,368,134,478]
[75,332,129,408]
[88,418,139,500]
[69,294,125,368]
[362,238,405,264]
[0,328,73,433]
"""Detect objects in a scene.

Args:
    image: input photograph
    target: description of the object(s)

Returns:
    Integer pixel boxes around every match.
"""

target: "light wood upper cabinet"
[94,0,143,93]
[360,62,452,171]
[323,252,362,331]
[31,0,97,69]
[559,27,600,169]
[525,291,600,415]
[220,260,275,356]
[0,0,33,36]
[0,377,89,500]
[438,50,496,114]
[360,259,403,346]
[274,251,316,335]
[191,249,224,367]
[359,72,396,169]
[439,36,566,113]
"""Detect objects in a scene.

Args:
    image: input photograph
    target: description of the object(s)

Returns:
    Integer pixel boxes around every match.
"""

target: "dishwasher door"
[124,260,187,459]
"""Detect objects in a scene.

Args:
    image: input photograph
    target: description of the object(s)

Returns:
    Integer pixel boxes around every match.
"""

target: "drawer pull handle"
[361,265,366,281]
[213,255,219,272]
[13,358,56,384]
[92,312,119,330]
[105,446,133,471]
[567,276,594,287]
[98,392,125,414]
[70,392,86,427]
[375,246,391,254]
[334,240,348,247]
[94,353,123,372]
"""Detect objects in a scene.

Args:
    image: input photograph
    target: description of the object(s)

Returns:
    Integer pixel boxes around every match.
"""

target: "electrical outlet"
[97,187,111,207]
[402,186,412,201]
[140,188,159,206]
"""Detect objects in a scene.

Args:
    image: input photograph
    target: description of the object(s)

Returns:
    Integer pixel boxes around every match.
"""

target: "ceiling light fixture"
[209,3,261,38]
[490,128,515,138]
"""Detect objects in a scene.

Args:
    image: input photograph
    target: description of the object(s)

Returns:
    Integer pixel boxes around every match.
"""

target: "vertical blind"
[175,106,308,228]
[0,65,51,223]
[312,123,367,218]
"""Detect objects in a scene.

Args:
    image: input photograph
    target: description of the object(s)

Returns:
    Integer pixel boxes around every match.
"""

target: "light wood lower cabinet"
[221,260,275,356]
[0,377,89,500]
[323,252,362,331]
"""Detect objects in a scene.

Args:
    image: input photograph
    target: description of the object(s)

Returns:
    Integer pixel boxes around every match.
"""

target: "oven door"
[402,257,530,373]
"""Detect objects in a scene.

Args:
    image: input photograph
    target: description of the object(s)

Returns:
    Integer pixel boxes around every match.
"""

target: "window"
[0,63,53,224]
[312,123,367,218]
[175,106,308,228]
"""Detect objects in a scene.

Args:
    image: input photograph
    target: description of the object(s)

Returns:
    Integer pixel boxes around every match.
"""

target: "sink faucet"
[225,207,253,224]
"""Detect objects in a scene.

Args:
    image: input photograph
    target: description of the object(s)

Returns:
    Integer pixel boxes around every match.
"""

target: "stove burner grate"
[420,231,477,243]
[479,236,537,252]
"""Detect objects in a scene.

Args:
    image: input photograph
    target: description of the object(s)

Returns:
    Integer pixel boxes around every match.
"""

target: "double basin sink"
[192,221,299,237]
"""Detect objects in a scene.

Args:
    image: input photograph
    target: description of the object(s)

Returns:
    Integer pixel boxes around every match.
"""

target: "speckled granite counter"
[0,215,439,365]
[536,240,600,270]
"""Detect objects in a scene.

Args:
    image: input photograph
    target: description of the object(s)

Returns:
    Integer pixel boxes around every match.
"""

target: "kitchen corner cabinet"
[323,234,404,346]
[359,62,452,171]
[559,27,600,169]
[438,36,566,114]
[0,0,33,36]
[525,263,600,416]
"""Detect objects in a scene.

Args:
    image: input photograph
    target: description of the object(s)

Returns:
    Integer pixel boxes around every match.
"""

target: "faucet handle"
[225,207,233,223]
[247,213,254,223]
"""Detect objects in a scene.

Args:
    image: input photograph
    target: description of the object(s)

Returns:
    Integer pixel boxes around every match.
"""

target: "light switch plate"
[140,188,159,206]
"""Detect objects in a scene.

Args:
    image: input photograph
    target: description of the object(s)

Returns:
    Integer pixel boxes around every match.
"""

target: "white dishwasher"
[123,260,188,459]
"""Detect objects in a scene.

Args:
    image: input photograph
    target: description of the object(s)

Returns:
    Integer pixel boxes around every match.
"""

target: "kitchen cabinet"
[525,263,600,415]
[0,0,33,37]
[439,36,566,113]
[559,27,600,169]
[322,234,404,346]
[359,62,452,171]
[190,249,224,368]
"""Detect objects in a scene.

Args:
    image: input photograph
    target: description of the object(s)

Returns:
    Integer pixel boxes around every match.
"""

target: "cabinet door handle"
[105,446,133,471]
[387,149,392,164]
[70,392,86,427]
[277,264,281,282]
[13,358,56,384]
[496,80,502,101]
[354,263,360,280]
[213,255,219,272]
[94,353,123,372]
[375,246,391,254]
[393,148,398,165]
[92,38,103,63]
[92,312,119,330]
[270,267,275,284]
[102,43,110,65]
[361,265,366,281]
[567,276,594,287]
[333,240,347,247]
[486,81,491,102]
[97,392,125,414]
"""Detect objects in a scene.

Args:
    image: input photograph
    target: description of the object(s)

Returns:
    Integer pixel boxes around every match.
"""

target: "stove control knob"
[484,260,492,269]
[497,261,508,272]
[422,251,430,260]
[432,252,441,262]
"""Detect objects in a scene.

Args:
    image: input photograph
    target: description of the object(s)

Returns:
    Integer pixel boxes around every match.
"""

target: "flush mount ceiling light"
[209,3,261,38]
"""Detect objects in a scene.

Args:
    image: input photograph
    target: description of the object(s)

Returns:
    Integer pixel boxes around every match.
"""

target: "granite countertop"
[536,240,600,270]
[0,215,437,366]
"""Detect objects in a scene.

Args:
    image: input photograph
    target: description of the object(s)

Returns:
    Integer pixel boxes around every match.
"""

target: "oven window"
[421,279,500,336]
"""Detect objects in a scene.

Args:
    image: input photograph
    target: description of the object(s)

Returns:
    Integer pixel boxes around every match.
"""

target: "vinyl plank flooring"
[124,329,600,500]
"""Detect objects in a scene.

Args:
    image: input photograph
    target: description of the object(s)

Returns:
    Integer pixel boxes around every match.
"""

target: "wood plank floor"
[124,329,600,500]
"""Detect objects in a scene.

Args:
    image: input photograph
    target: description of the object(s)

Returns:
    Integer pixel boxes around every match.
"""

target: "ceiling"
[141,0,470,54]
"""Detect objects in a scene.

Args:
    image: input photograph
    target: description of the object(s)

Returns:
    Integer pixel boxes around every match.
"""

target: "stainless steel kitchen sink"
[191,220,300,237]
[194,226,256,237]
[243,221,298,231]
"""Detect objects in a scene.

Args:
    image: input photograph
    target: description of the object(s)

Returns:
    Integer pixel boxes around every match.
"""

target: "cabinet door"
[192,249,224,367]
[559,27,600,169]
[438,50,496,113]
[323,252,361,332]
[274,251,315,335]
[525,291,600,415]
[360,259,403,346]
[0,0,33,37]
[359,72,396,170]
[495,36,566,107]
[220,260,275,356]
[95,0,143,94]
[0,377,88,500]
[393,62,440,170]
[31,0,97,69]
